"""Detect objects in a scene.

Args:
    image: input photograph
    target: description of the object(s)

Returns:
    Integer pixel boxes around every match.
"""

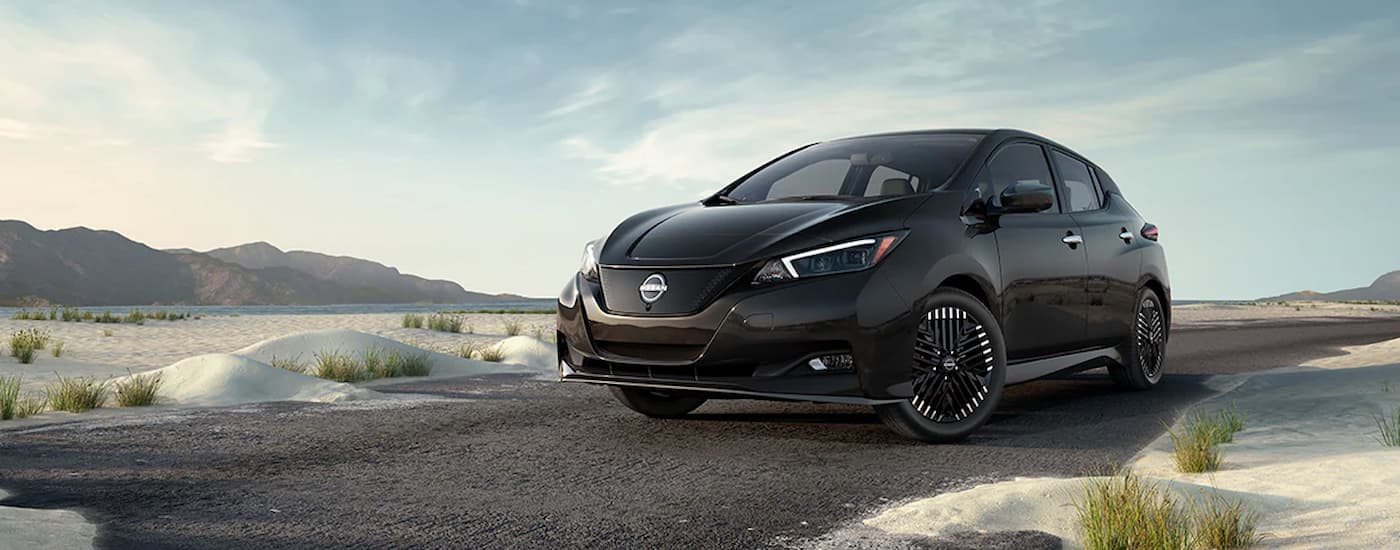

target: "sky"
[1,0,1397,299]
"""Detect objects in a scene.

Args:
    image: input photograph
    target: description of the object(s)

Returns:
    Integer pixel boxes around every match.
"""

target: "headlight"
[579,241,600,281]
[753,233,904,284]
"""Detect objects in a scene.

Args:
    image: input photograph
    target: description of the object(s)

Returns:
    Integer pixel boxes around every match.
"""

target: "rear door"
[984,142,1090,361]
[1050,151,1141,349]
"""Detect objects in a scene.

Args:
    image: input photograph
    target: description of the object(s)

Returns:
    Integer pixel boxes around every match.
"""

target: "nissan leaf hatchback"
[556,129,1169,442]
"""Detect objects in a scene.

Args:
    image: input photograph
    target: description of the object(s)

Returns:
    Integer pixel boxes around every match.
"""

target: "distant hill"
[201,242,508,304]
[1259,271,1400,302]
[0,219,530,306]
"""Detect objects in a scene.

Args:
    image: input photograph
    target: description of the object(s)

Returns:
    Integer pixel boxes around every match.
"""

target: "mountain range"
[1258,271,1400,302]
[0,220,531,306]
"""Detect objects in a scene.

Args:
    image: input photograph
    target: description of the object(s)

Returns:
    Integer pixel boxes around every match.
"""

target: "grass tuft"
[51,340,65,358]
[426,313,464,333]
[396,350,432,377]
[310,348,432,381]
[1375,405,1400,447]
[313,349,369,383]
[46,375,108,412]
[1191,493,1261,549]
[9,328,51,364]
[0,376,18,420]
[476,345,506,362]
[402,313,425,329]
[1077,472,1191,550]
[113,371,162,407]
[270,354,305,374]
[15,394,46,418]
[453,342,481,359]
[1168,422,1223,473]
[503,320,524,336]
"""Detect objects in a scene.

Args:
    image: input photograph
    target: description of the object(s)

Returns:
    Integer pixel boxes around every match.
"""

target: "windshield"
[721,134,982,203]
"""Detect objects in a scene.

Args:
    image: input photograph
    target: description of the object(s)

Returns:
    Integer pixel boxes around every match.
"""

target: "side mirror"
[992,182,1055,214]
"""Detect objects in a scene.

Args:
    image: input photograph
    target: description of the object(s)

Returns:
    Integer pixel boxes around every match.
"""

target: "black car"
[557,129,1169,442]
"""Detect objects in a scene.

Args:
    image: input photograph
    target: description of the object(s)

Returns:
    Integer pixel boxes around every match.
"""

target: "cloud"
[0,118,34,140]
[203,117,278,163]
[562,11,1398,187]
[547,75,617,117]
[0,6,279,162]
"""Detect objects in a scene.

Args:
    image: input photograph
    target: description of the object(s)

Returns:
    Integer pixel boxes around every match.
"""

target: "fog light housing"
[808,354,854,372]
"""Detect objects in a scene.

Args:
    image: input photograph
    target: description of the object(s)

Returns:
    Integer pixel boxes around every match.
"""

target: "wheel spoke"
[911,305,995,423]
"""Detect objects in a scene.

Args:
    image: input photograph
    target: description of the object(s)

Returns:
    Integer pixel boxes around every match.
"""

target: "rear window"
[723,134,982,203]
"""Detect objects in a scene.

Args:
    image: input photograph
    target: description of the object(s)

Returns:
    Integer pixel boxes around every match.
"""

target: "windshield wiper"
[704,194,740,206]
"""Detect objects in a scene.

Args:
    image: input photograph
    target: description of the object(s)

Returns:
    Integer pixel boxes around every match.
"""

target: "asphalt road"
[2,318,1397,549]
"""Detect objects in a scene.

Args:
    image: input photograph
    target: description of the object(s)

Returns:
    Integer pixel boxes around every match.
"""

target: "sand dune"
[861,336,1400,549]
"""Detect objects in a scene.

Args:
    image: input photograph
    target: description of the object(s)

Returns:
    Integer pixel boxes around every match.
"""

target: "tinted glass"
[767,159,851,199]
[1052,151,1100,211]
[986,143,1057,211]
[725,134,982,203]
[863,165,921,197]
[1093,166,1121,196]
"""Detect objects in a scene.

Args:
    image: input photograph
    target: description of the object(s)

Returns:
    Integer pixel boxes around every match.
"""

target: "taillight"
[1141,223,1159,241]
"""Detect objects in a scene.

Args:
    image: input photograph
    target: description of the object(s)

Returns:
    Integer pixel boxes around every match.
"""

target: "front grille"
[598,266,748,315]
[595,341,705,362]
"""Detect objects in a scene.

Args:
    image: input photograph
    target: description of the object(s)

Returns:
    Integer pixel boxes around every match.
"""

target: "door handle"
[1061,234,1083,248]
[1118,229,1134,243]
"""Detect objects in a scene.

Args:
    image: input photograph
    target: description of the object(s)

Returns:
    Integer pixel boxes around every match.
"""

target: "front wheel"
[1109,288,1167,390]
[609,386,707,418]
[875,288,1007,443]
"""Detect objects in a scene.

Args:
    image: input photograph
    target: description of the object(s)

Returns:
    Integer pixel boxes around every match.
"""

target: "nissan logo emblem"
[639,273,668,304]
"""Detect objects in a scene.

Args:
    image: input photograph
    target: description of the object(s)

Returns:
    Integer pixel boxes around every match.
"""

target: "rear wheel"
[609,386,707,418]
[875,288,1007,443]
[1110,288,1167,389]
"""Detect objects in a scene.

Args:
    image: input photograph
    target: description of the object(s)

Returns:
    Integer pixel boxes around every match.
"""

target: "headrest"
[879,178,913,196]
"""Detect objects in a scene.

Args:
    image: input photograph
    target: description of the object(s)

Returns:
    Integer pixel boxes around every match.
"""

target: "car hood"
[598,197,926,266]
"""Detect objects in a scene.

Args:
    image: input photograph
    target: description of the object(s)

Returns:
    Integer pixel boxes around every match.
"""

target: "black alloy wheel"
[1110,288,1168,390]
[876,288,1007,443]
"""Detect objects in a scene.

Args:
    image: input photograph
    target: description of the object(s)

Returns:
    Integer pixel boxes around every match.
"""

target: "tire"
[1110,287,1168,390]
[609,386,707,418]
[875,288,1007,443]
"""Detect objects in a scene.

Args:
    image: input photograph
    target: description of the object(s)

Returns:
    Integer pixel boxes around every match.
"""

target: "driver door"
[982,142,1090,361]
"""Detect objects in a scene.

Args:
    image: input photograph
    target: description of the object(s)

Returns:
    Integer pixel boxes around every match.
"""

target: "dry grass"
[313,349,369,383]
[46,375,108,412]
[312,348,433,382]
[426,313,465,333]
[1191,494,1262,549]
[270,354,306,374]
[113,371,162,407]
[1168,408,1243,473]
[1376,405,1400,447]
[1077,472,1191,550]
[503,320,524,336]
[0,376,18,420]
[51,340,65,357]
[402,313,425,329]
[1169,423,1223,473]
[1077,472,1261,550]
[476,345,506,362]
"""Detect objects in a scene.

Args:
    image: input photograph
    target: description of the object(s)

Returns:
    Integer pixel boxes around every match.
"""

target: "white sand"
[1174,301,1400,326]
[0,489,94,550]
[0,315,557,397]
[862,336,1400,549]
[0,312,555,372]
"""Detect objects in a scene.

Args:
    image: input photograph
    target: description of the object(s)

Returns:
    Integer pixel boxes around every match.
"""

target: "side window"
[986,143,1057,212]
[1051,151,1101,212]
[766,158,851,200]
[863,165,921,196]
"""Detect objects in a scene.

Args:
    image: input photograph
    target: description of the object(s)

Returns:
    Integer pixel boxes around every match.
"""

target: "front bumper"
[556,268,917,403]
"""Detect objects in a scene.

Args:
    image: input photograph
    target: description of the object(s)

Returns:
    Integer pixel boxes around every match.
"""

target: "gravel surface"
[2,318,1397,549]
